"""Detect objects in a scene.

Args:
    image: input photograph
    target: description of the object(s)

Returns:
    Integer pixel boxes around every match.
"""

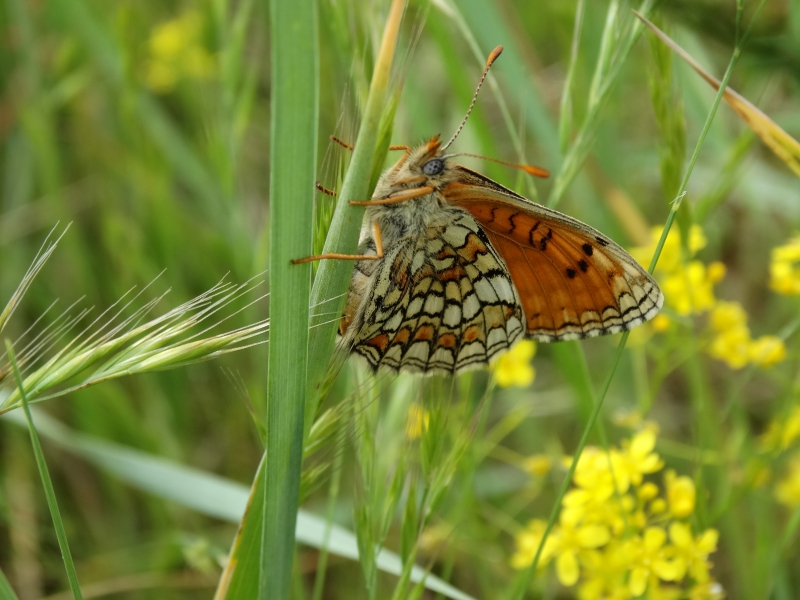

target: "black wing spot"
[539,237,548,251]
[566,268,576,279]
[582,243,593,256]
[578,259,589,273]
[595,237,609,247]
[508,213,518,234]
[528,222,540,246]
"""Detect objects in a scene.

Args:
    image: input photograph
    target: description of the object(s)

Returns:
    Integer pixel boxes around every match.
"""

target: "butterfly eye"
[422,159,444,176]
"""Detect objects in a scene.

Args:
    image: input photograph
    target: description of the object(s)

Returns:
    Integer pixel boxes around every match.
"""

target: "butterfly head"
[371,46,548,204]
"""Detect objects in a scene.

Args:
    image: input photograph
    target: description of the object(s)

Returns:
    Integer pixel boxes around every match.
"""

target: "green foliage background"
[1,0,799,598]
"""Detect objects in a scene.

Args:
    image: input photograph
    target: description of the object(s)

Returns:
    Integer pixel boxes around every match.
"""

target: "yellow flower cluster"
[762,405,800,507]
[512,430,723,599]
[762,406,800,452]
[776,451,800,507]
[632,225,724,316]
[523,454,553,477]
[632,225,786,370]
[145,10,216,93]
[770,235,800,295]
[494,340,536,388]
[707,301,786,369]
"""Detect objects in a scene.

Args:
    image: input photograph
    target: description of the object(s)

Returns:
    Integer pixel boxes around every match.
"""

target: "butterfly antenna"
[450,153,550,178]
[441,45,503,151]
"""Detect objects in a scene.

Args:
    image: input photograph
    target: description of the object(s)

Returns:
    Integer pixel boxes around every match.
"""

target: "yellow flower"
[563,447,641,537]
[620,429,664,487]
[748,461,771,488]
[632,225,707,274]
[662,261,721,315]
[706,261,726,283]
[649,497,667,514]
[665,470,696,518]
[707,302,785,369]
[652,313,672,332]
[494,340,536,388]
[405,403,429,440]
[522,454,552,477]
[577,545,632,600]
[550,511,610,586]
[649,584,685,600]
[770,235,800,295]
[613,409,643,429]
[145,10,215,93]
[708,326,751,369]
[748,335,786,367]
[688,582,725,600]
[638,481,659,501]
[775,451,800,507]
[624,527,675,595]
[761,406,800,451]
[709,301,748,332]
[571,447,631,499]
[511,519,557,569]
[665,523,719,583]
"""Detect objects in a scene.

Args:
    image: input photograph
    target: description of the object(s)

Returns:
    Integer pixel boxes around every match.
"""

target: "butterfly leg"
[316,182,336,196]
[331,136,354,150]
[291,221,384,265]
[331,135,411,153]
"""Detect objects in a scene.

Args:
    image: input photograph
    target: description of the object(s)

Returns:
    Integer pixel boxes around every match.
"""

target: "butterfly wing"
[443,167,663,341]
[345,211,525,374]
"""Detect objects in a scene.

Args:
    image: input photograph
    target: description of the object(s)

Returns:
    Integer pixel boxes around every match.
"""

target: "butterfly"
[297,46,663,375]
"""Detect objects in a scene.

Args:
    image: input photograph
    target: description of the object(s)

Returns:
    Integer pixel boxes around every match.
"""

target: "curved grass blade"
[636,12,800,179]
[0,277,269,415]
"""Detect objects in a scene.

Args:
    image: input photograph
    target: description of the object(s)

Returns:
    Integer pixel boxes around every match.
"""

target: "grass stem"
[6,341,84,600]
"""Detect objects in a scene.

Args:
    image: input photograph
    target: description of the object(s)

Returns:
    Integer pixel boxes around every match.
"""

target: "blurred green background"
[1,0,800,598]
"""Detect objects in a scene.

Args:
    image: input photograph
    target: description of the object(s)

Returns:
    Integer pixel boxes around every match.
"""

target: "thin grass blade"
[5,342,83,600]
[305,0,406,402]
[0,224,67,336]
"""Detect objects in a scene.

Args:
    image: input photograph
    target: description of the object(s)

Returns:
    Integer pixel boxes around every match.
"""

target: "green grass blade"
[305,0,406,400]
[0,568,20,600]
[5,342,84,600]
[261,0,319,596]
[0,408,474,600]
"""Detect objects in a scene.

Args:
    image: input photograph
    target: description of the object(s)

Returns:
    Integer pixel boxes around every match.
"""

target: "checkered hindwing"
[444,170,663,341]
[351,213,525,374]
